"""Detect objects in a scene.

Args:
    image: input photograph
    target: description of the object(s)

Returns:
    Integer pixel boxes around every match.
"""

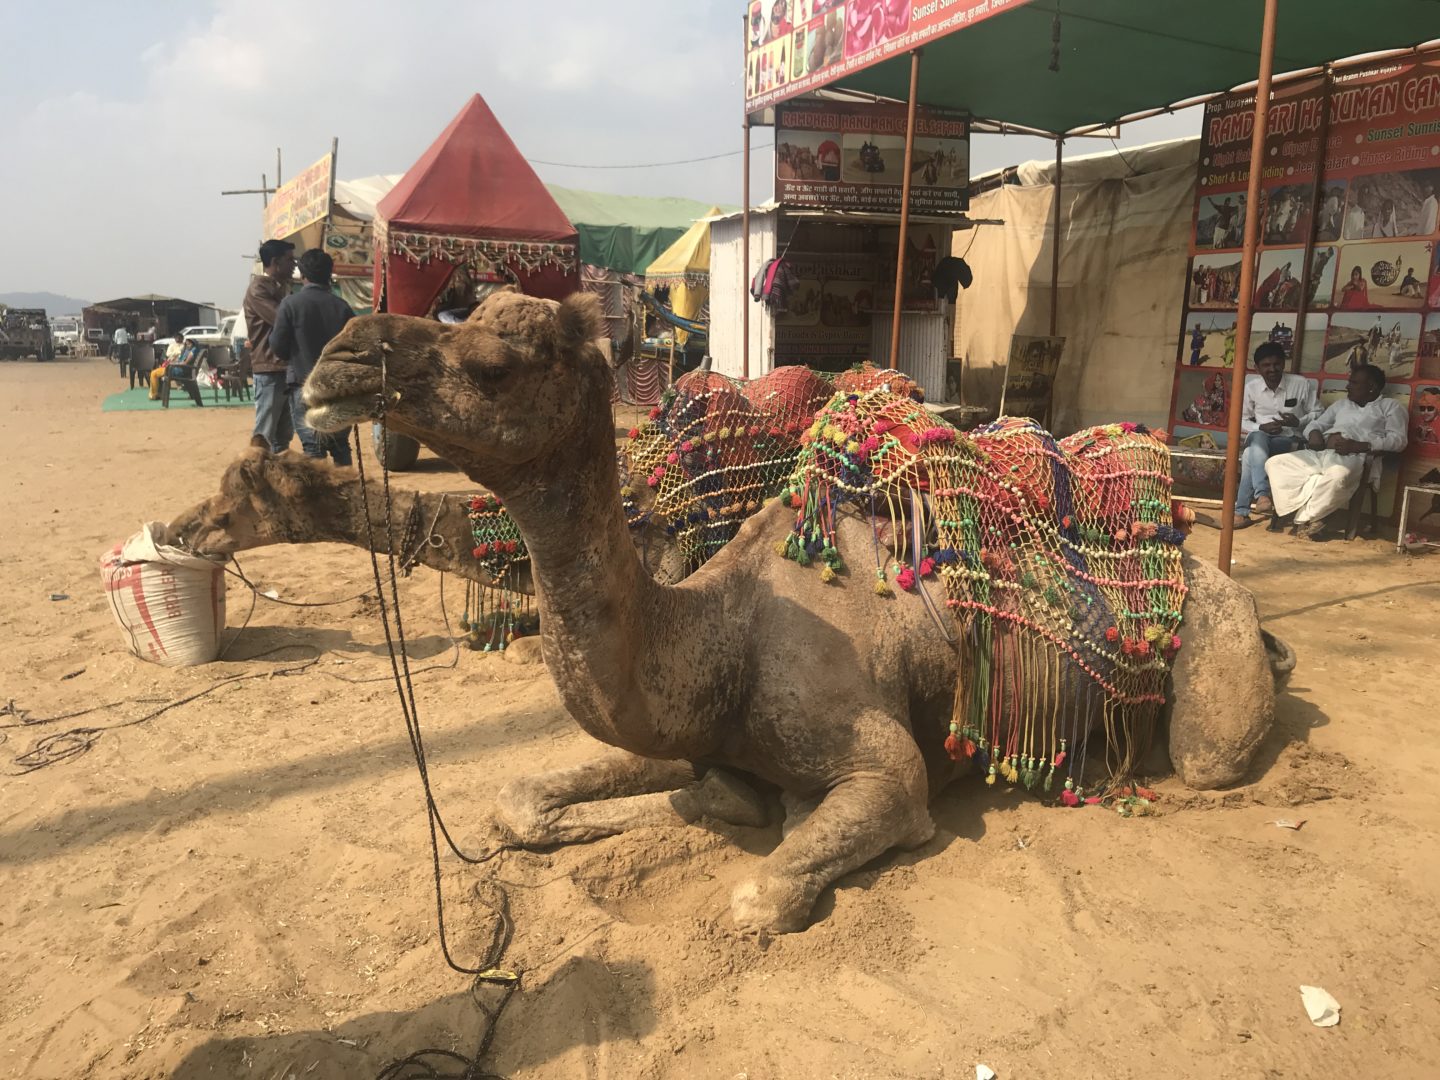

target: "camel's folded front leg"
[731,711,934,934]
[493,749,766,846]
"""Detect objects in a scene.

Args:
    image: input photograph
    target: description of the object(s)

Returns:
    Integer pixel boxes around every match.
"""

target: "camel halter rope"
[351,381,518,1080]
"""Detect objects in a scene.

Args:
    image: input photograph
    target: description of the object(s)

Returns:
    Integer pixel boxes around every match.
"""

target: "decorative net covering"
[461,495,536,651]
[624,364,921,572]
[779,388,1191,799]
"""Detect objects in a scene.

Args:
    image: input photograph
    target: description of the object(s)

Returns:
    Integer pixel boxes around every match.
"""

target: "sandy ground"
[3,355,1440,1080]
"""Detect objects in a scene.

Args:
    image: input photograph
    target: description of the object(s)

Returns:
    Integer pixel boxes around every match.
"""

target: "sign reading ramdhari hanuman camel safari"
[744,0,1030,113]
[263,152,334,241]
[775,100,969,214]
[1171,52,1440,511]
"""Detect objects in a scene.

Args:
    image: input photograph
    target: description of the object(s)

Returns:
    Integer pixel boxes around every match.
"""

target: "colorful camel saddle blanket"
[779,390,1193,799]
[625,363,921,571]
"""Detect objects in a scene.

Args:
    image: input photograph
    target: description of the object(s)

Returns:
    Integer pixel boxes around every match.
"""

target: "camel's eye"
[211,512,231,529]
[470,362,512,391]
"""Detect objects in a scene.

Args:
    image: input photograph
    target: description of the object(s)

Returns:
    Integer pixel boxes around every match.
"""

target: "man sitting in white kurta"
[1264,363,1408,539]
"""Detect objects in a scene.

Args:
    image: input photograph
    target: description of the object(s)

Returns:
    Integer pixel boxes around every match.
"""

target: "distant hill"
[0,291,92,314]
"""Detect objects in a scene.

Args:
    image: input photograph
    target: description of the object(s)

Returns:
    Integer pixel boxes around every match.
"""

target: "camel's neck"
[478,406,677,755]
[334,481,481,582]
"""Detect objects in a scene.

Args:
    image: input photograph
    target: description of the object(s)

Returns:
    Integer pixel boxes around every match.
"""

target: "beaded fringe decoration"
[625,364,923,573]
[461,495,536,652]
[780,389,1193,800]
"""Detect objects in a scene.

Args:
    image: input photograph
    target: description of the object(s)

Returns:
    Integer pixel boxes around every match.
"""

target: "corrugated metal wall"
[708,213,777,381]
[870,313,949,400]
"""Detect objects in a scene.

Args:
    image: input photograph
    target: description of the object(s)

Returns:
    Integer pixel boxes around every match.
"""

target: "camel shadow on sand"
[223,624,459,662]
[168,955,656,1080]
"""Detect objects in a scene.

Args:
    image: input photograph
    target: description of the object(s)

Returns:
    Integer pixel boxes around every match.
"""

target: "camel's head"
[303,292,609,484]
[170,447,345,555]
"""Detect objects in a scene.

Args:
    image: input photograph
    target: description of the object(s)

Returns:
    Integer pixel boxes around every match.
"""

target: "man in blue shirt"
[270,249,355,466]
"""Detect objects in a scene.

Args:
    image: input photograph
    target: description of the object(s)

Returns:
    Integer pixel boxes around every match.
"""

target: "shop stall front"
[710,97,970,401]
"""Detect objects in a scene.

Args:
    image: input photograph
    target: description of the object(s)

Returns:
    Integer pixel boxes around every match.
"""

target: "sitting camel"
[301,292,1278,934]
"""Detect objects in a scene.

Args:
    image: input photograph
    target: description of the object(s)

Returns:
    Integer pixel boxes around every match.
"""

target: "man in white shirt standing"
[1264,363,1409,540]
[1233,341,1320,528]
[112,324,132,379]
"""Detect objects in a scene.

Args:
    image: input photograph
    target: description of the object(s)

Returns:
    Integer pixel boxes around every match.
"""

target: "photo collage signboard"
[1170,55,1440,513]
[775,100,969,214]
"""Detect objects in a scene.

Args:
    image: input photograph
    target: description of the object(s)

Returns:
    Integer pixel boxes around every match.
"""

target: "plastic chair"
[161,350,205,408]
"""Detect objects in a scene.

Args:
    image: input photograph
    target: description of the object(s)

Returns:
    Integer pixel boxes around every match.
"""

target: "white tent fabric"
[955,137,1198,433]
[332,175,401,222]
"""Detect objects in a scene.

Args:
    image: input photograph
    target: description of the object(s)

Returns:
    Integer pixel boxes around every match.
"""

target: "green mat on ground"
[101,387,252,412]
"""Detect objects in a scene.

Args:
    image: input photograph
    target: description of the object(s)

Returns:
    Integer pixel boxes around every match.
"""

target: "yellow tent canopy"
[644,207,719,341]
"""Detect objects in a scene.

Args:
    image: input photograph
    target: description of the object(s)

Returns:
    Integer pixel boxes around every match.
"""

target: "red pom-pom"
[505,540,518,554]
[944,733,962,760]
[648,407,661,419]
[919,557,936,577]
[1061,789,1081,807]
[473,544,488,557]
[1053,750,1067,768]
[1104,626,1119,642]
[789,493,803,508]
[627,427,640,439]
[1062,515,1073,528]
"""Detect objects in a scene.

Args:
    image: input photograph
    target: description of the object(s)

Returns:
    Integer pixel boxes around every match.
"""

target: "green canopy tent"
[545,186,732,276]
[806,0,1440,138]
[742,0,1440,571]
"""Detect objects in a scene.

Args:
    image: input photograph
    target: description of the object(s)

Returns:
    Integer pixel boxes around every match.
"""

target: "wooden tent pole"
[1218,0,1280,575]
[743,113,752,381]
[1050,137,1063,336]
[888,49,922,370]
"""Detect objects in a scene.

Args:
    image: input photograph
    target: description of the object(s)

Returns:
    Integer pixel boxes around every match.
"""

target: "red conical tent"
[375,94,579,315]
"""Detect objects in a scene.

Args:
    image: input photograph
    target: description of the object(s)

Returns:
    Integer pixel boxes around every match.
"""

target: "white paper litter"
[976,1066,997,1080]
[1300,985,1341,1027]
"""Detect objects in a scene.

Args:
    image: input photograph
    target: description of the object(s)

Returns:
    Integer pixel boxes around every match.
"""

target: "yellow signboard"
[263,152,334,241]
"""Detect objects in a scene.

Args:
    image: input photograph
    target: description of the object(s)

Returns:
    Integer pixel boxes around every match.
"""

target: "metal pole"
[1050,137,1063,336]
[888,49,922,370]
[276,148,283,189]
[742,113,752,381]
[1217,0,1280,575]
[261,173,268,209]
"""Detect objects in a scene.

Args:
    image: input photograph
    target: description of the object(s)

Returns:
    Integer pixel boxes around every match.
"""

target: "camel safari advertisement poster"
[1169,53,1440,502]
[773,252,878,364]
[775,100,969,214]
[744,0,1030,113]
[262,151,334,242]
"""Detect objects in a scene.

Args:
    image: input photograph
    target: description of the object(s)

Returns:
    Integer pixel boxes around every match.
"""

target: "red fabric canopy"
[377,94,576,244]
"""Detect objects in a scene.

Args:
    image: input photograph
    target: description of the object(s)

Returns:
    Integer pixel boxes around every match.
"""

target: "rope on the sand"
[351,410,520,1080]
[2,573,463,774]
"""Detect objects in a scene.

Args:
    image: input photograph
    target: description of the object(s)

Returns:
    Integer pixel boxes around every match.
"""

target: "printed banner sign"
[775,100,968,213]
[745,0,1031,114]
[263,152,334,241]
[1171,54,1440,510]
[1000,335,1064,421]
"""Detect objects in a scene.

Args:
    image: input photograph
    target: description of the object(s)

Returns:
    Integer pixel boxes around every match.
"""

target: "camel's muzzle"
[303,352,386,433]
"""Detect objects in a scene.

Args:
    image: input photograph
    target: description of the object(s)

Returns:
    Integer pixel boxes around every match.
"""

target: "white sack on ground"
[99,522,227,666]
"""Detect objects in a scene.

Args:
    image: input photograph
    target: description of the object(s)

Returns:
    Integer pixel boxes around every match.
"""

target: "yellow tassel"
[820,565,836,583]
[874,578,893,597]
[774,541,788,557]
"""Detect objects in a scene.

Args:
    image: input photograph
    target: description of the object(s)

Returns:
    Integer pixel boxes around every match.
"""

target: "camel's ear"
[556,292,604,355]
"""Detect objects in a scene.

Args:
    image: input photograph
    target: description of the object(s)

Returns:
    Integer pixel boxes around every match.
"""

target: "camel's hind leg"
[730,711,934,934]
[493,749,766,846]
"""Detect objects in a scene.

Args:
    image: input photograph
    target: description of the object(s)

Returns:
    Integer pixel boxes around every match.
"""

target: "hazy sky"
[0,0,1197,307]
